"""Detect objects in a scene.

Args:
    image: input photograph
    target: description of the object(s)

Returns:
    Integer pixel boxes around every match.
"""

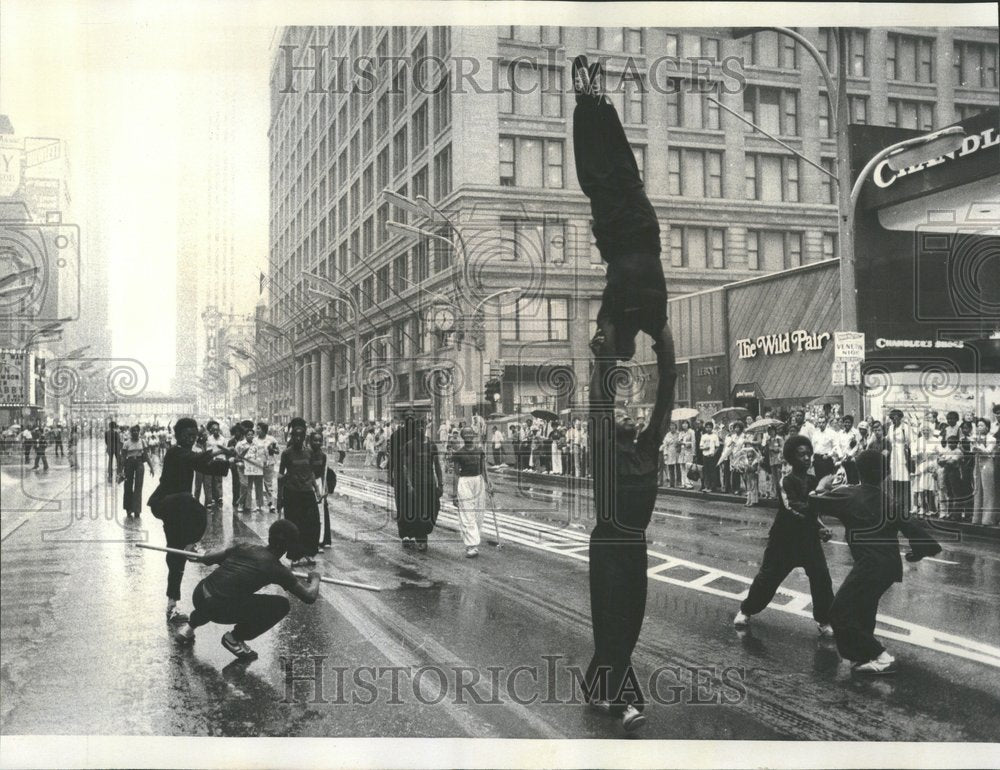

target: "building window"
[822,232,837,260]
[709,228,726,269]
[433,74,451,134]
[393,126,408,174]
[888,99,935,130]
[500,297,569,341]
[377,265,390,302]
[625,28,643,54]
[887,33,935,82]
[743,31,796,68]
[363,165,373,206]
[743,86,799,136]
[338,149,348,186]
[377,94,389,136]
[363,216,374,256]
[433,144,451,201]
[500,62,564,118]
[667,148,724,198]
[376,204,389,246]
[498,219,566,262]
[362,114,373,157]
[632,145,646,181]
[817,28,868,77]
[849,95,869,124]
[377,147,389,193]
[350,130,360,167]
[350,180,360,220]
[745,153,800,202]
[623,77,645,124]
[820,157,836,205]
[412,102,428,156]
[746,230,803,271]
[666,80,682,126]
[414,240,429,282]
[498,136,563,189]
[392,63,407,117]
[954,40,999,88]
[956,103,995,121]
[413,165,428,200]
[819,95,831,138]
[393,254,408,292]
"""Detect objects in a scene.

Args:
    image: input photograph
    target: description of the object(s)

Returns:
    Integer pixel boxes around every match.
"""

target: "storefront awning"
[877,176,1000,234]
[731,382,764,401]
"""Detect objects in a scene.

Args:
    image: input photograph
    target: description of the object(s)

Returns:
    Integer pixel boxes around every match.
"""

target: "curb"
[489,465,1000,543]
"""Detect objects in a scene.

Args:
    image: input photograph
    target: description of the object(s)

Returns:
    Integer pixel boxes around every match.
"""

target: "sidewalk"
[488,464,1000,543]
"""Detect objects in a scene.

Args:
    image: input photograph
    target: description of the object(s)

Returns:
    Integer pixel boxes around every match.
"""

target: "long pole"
[133,543,382,591]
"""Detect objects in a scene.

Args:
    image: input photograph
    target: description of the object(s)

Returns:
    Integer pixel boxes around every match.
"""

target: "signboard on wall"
[0,350,27,406]
[688,355,729,405]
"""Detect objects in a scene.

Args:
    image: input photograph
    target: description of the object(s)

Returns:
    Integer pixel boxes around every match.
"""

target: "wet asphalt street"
[2,441,999,740]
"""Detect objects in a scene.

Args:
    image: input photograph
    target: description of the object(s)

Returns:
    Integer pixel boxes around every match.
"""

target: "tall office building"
[267,26,999,424]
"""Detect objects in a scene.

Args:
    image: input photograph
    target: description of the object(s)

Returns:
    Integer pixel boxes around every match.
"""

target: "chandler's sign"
[736,330,831,360]
[863,108,999,211]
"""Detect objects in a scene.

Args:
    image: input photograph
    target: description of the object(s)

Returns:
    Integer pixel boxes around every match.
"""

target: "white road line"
[654,510,694,520]
[338,474,1000,669]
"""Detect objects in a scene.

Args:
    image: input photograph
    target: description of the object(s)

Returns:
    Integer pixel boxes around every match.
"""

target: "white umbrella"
[747,417,785,432]
[671,407,699,422]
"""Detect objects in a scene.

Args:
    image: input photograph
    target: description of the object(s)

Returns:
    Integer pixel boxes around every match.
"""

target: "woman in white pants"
[451,428,494,558]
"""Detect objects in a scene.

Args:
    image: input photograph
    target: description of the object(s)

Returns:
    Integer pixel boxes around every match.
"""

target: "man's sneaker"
[175,623,196,644]
[588,699,612,716]
[853,656,897,675]
[733,610,750,628]
[876,650,895,664]
[817,623,835,637]
[402,537,414,550]
[621,704,647,733]
[166,605,189,624]
[221,631,258,660]
[465,546,479,558]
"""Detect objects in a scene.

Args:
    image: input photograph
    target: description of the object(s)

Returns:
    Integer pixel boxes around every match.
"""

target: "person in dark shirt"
[174,519,321,659]
[451,427,493,558]
[32,427,49,471]
[573,56,672,395]
[278,417,321,566]
[808,450,941,674]
[734,435,835,634]
[147,417,232,623]
[105,420,122,482]
[583,331,675,735]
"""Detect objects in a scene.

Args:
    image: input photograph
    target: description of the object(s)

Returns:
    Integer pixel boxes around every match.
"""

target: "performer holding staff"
[173,519,321,660]
[307,430,337,553]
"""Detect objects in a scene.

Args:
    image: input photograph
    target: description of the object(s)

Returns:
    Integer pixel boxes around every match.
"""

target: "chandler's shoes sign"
[737,330,831,360]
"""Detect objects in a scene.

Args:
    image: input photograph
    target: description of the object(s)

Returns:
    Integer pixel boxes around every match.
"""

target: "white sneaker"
[221,630,258,660]
[175,623,196,644]
[621,704,647,733]
[853,656,897,674]
[465,547,479,558]
[166,604,189,624]
[876,650,895,664]
[817,623,834,637]
[733,610,750,628]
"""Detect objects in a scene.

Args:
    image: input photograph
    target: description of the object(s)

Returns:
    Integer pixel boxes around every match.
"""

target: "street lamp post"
[304,272,362,423]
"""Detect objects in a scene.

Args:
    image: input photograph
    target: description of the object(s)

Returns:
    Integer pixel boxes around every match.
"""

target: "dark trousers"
[741,533,834,624]
[106,452,118,481]
[123,458,145,513]
[33,449,48,470]
[54,438,63,457]
[829,567,896,663]
[843,458,859,485]
[284,489,320,558]
[151,493,208,600]
[585,527,648,714]
[231,470,241,507]
[189,583,290,641]
[702,456,719,491]
[24,443,32,463]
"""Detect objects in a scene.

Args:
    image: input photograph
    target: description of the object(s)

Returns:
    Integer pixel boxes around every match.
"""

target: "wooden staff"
[133,543,382,591]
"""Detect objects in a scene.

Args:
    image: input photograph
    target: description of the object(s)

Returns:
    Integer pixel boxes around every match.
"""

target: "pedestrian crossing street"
[337,473,1000,670]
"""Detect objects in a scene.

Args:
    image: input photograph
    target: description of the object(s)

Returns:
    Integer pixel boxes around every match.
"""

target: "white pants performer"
[456,475,486,547]
[263,464,276,510]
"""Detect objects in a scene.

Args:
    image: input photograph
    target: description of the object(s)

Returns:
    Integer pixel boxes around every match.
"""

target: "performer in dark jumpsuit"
[573,53,678,734]
[735,435,835,634]
[808,449,941,673]
[147,417,231,623]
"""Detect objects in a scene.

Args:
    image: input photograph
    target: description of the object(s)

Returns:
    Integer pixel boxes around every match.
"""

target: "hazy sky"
[1,0,274,390]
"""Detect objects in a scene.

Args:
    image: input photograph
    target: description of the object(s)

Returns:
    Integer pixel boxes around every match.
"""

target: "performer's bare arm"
[288,572,322,604]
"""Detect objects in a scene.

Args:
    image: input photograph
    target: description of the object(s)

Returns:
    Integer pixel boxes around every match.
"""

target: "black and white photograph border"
[1,1,998,769]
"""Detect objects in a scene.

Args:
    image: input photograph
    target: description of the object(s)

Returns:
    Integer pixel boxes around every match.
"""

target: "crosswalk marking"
[338,473,1000,670]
